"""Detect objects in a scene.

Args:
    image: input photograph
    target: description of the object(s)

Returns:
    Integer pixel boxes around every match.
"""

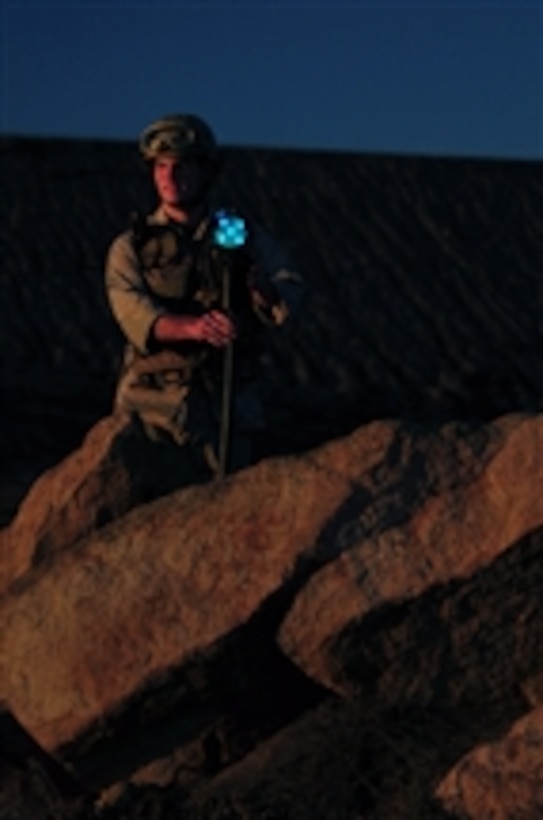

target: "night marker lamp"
[213,210,248,249]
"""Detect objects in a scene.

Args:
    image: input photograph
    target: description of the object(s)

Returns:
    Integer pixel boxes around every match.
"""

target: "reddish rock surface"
[2,413,541,820]
[0,421,395,753]
[436,707,543,819]
[0,414,212,595]
[278,413,543,707]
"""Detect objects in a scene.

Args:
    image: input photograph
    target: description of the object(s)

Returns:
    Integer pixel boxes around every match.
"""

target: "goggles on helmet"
[139,115,218,162]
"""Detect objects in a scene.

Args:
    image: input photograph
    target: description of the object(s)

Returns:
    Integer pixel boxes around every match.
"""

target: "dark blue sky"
[2,1,541,160]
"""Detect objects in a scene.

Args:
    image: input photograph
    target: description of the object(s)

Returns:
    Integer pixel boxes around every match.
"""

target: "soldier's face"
[153,156,210,208]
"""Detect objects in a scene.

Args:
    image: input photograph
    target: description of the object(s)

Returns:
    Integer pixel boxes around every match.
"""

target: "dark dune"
[1,136,542,524]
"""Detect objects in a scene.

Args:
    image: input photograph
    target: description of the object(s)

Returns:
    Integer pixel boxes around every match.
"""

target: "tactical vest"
[114,211,273,461]
[115,211,264,437]
[131,212,258,327]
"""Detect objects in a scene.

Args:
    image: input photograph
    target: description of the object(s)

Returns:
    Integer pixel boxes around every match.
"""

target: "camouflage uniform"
[105,204,303,475]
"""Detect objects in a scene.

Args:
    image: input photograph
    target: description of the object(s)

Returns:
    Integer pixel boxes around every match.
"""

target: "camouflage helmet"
[139,114,218,162]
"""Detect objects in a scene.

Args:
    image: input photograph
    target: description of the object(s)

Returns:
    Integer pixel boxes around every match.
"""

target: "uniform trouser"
[114,360,261,476]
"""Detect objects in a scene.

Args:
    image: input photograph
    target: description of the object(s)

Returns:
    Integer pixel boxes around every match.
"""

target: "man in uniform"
[105,113,303,483]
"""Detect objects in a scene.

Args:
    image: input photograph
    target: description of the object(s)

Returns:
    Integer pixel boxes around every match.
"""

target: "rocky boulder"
[1,412,541,819]
[436,706,543,819]
[0,420,396,753]
[278,413,543,710]
[0,414,214,596]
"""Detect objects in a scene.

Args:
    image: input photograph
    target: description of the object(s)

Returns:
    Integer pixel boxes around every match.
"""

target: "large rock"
[278,413,543,706]
[1,415,129,595]
[0,420,396,753]
[0,413,212,596]
[2,412,541,818]
[436,706,543,819]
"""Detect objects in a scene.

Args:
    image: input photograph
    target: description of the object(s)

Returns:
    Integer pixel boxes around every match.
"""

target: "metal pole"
[218,261,233,478]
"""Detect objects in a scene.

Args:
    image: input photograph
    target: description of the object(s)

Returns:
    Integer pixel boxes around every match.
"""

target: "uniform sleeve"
[105,232,166,353]
[248,223,305,322]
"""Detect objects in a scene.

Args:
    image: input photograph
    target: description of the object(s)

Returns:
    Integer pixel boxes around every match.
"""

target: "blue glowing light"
[213,210,248,249]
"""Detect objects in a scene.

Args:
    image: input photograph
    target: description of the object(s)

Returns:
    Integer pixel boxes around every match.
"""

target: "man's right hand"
[153,310,237,348]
